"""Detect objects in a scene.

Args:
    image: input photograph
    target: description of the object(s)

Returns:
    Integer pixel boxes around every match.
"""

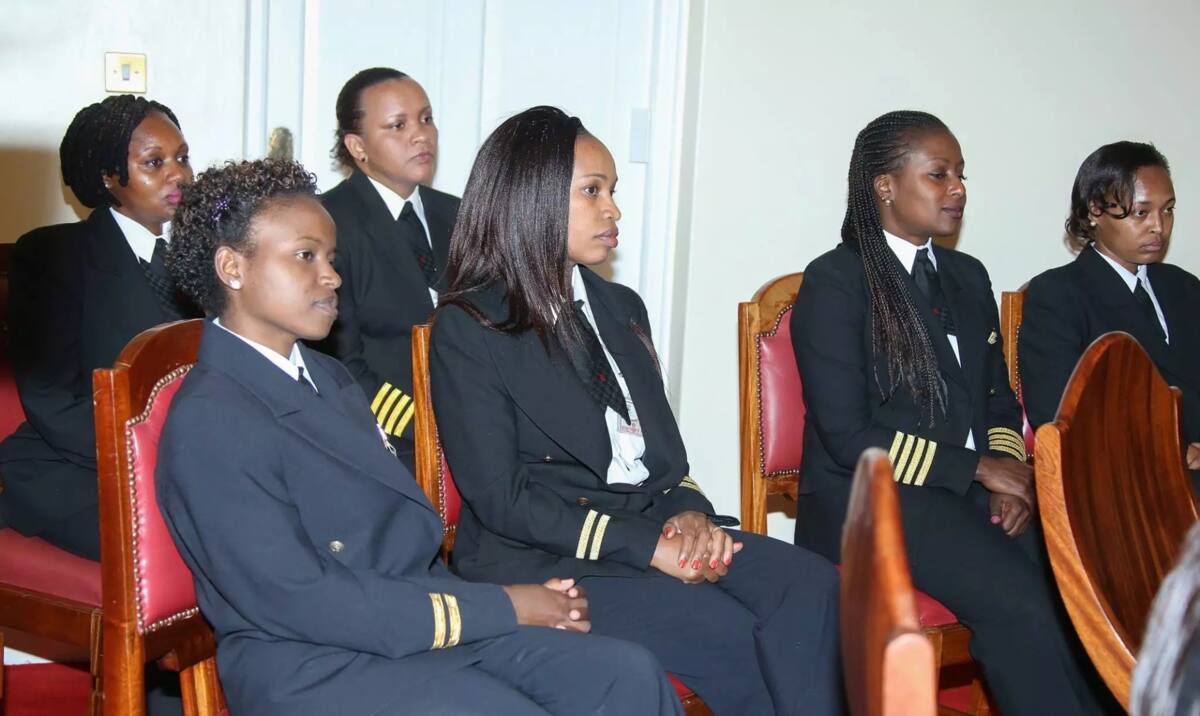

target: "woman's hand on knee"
[987,492,1032,537]
[503,579,591,632]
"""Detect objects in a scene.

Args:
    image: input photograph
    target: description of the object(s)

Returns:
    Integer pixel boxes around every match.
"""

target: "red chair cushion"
[668,673,695,700]
[915,590,958,628]
[0,528,100,606]
[757,307,805,475]
[0,358,26,440]
[439,451,461,529]
[126,372,199,631]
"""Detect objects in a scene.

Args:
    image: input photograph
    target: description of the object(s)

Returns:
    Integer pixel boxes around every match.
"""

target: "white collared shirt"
[883,230,975,450]
[366,177,437,305]
[571,266,649,486]
[109,207,168,264]
[212,318,318,392]
[1093,248,1170,343]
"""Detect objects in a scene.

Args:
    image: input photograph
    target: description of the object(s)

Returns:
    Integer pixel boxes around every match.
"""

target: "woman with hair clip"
[0,94,199,561]
[318,67,459,472]
[158,158,682,716]
[790,110,1111,714]
[430,106,841,716]
[1020,142,1200,483]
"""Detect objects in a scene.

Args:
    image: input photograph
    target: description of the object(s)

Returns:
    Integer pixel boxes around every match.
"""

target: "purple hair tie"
[212,195,232,223]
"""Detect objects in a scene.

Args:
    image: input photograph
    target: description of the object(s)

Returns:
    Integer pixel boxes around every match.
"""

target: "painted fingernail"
[679,559,686,567]
[692,560,701,570]
[724,557,732,566]
[710,559,718,569]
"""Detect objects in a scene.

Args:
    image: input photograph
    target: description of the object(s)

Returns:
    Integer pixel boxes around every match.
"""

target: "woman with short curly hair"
[0,94,199,561]
[158,158,682,716]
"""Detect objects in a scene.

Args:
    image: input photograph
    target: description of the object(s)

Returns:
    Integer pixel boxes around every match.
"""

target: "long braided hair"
[60,94,181,209]
[842,110,950,424]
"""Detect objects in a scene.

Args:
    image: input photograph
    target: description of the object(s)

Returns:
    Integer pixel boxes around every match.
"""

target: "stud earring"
[229,279,242,290]
[883,198,893,206]
[1089,220,1097,227]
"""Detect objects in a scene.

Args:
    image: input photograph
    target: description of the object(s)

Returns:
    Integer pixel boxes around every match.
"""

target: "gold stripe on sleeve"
[575,510,599,559]
[383,395,412,434]
[888,432,905,463]
[903,438,927,485]
[429,593,447,649]
[370,382,394,414]
[375,388,402,424]
[991,443,1026,462]
[588,515,611,560]
[893,435,915,484]
[391,403,417,437]
[914,440,937,486]
[444,594,462,647]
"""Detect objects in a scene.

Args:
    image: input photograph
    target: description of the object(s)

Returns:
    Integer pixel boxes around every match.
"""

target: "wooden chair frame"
[842,448,937,716]
[738,273,988,716]
[1034,331,1198,708]
[999,290,1024,395]
[94,319,225,716]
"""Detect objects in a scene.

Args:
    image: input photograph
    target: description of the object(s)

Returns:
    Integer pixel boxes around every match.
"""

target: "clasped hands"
[651,510,743,584]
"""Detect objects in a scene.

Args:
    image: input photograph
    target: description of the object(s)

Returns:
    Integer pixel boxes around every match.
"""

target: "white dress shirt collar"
[1092,246,1170,343]
[109,207,167,265]
[883,230,936,272]
[366,176,425,224]
[212,318,318,392]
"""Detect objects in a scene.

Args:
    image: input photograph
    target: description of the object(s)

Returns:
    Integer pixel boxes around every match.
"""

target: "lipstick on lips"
[596,228,619,249]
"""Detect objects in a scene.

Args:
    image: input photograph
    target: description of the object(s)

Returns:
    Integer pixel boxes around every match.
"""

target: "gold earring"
[883,198,893,206]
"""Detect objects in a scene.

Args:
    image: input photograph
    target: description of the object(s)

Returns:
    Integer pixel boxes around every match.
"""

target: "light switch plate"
[104,53,147,93]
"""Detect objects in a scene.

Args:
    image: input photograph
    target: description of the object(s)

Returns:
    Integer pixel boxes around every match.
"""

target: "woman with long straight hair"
[431,106,842,716]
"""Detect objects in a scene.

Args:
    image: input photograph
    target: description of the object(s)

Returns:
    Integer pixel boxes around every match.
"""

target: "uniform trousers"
[580,530,842,716]
[796,482,1119,715]
[376,626,682,716]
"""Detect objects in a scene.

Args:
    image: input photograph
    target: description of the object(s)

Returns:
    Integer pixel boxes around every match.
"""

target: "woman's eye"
[422,115,434,124]
[958,174,968,182]
[583,185,598,197]
[178,154,190,165]
[391,122,405,130]
[929,172,946,180]
[297,250,314,261]
[145,158,163,169]
[1165,206,1176,214]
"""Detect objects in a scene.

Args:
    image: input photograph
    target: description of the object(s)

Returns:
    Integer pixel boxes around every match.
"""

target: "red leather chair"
[0,241,105,713]
[842,448,937,716]
[92,319,225,715]
[411,323,714,716]
[738,273,990,715]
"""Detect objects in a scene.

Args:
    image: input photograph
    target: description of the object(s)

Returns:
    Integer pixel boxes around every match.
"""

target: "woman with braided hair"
[0,94,200,561]
[790,110,1111,713]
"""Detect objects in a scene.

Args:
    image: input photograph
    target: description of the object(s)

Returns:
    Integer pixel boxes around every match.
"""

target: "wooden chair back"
[411,323,461,561]
[841,448,936,716]
[999,290,1023,395]
[1035,331,1198,708]
[93,319,226,716]
[737,272,805,533]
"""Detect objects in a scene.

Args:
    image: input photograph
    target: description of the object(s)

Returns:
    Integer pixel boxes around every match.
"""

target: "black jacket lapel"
[85,209,171,328]
[936,250,986,392]
[1078,247,1173,366]
[887,250,967,390]
[347,171,436,315]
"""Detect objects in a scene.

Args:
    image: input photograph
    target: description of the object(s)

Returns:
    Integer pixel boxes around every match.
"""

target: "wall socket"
[104,53,147,94]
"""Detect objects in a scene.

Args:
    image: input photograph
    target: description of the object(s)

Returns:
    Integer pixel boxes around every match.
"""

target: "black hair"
[842,110,951,423]
[1131,523,1200,716]
[168,159,318,316]
[331,67,410,171]
[59,94,181,209]
[439,106,589,348]
[1066,141,1171,251]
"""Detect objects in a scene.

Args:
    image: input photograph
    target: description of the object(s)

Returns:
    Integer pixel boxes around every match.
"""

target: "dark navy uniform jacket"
[157,321,517,715]
[429,267,718,585]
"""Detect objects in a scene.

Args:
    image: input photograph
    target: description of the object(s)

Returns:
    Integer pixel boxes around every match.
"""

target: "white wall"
[676,0,1200,539]
[0,0,246,243]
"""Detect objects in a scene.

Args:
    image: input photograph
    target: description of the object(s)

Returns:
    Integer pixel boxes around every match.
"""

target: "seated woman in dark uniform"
[0,95,199,560]
[158,158,681,716]
[1020,142,1200,476]
[790,110,1111,715]
[430,106,841,716]
[319,67,461,472]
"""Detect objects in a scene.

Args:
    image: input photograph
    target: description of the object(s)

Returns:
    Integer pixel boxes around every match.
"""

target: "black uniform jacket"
[319,170,459,455]
[157,321,517,715]
[791,242,1026,498]
[1019,244,1200,442]
[429,268,718,585]
[0,209,198,532]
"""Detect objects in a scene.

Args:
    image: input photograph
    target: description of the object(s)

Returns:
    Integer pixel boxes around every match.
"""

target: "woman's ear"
[873,174,893,205]
[214,245,245,291]
[343,133,367,165]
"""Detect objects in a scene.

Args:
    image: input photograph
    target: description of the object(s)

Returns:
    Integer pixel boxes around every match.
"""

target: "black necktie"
[398,202,437,289]
[569,301,630,423]
[1134,278,1167,343]
[297,366,318,394]
[912,248,956,336]
[141,237,184,320]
